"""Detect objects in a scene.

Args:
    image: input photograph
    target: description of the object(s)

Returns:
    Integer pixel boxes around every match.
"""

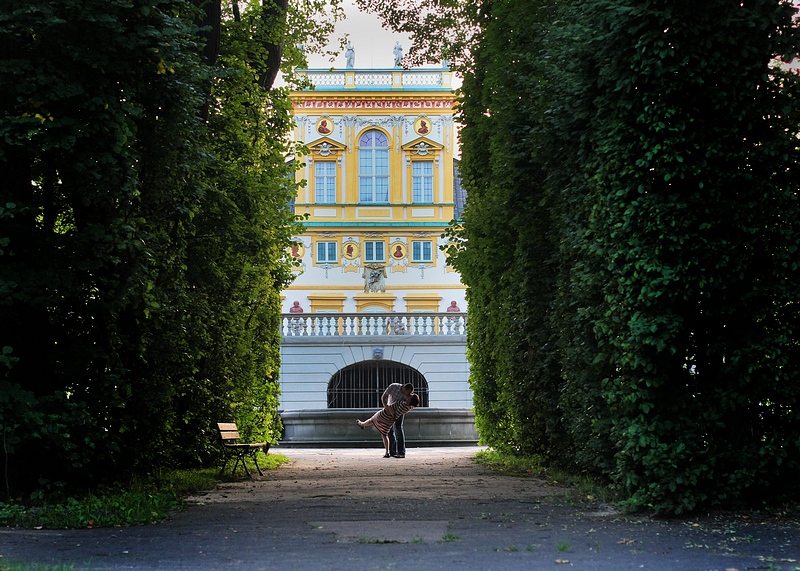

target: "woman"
[357,394,420,457]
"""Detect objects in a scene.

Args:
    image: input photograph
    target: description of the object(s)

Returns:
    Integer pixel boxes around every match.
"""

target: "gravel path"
[1,446,797,570]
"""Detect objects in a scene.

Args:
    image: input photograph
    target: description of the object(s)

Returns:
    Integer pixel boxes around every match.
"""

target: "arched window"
[328,361,429,408]
[358,130,389,203]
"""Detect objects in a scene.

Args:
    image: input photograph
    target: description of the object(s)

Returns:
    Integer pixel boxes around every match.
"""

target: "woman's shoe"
[356,420,364,429]
[383,453,391,458]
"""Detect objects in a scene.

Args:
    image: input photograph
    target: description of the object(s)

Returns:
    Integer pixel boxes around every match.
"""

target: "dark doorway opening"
[327,361,429,408]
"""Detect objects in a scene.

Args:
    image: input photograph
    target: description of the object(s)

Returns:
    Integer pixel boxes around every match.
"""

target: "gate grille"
[327,361,429,408]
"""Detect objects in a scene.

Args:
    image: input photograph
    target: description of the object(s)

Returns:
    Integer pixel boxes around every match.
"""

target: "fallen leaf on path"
[555,559,570,564]
[618,538,638,545]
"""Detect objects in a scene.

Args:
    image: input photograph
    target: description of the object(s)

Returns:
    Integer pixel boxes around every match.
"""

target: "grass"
[0,451,290,530]
[473,449,617,505]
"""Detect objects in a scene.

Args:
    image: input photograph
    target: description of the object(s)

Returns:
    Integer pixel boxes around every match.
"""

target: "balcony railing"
[280,312,467,337]
[297,68,452,91]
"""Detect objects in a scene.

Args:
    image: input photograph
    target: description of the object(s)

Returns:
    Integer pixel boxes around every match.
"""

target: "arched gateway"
[328,361,429,409]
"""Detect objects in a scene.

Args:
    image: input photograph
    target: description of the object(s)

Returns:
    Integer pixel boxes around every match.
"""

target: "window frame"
[358,130,390,203]
[364,240,386,263]
[314,161,337,204]
[316,241,338,264]
[411,160,434,203]
[411,240,433,263]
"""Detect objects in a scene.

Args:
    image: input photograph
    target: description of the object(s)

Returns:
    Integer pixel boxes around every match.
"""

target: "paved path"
[1,446,798,570]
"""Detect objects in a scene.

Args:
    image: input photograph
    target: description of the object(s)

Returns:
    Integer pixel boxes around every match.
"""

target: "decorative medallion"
[413,117,431,135]
[342,240,360,260]
[289,243,305,261]
[389,241,407,261]
[316,117,334,135]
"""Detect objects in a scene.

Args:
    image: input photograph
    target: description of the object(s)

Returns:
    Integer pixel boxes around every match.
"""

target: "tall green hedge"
[0,0,301,495]
[455,0,800,513]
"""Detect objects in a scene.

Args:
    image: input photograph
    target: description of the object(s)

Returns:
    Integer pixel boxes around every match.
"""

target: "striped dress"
[369,399,412,435]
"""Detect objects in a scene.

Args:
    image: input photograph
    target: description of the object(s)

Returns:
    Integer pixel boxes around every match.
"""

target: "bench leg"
[232,454,248,478]
[240,453,254,478]
[220,452,247,479]
[221,447,266,479]
[219,453,232,477]
[251,450,264,477]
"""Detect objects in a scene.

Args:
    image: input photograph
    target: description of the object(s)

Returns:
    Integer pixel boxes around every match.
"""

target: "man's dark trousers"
[388,415,405,456]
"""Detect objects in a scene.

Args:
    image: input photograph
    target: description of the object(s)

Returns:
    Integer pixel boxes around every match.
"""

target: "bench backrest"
[217,422,241,443]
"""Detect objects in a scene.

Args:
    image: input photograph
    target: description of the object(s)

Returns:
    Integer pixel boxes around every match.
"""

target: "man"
[381,382,414,458]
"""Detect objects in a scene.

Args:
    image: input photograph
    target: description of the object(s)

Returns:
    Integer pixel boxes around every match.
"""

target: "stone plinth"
[280,408,479,447]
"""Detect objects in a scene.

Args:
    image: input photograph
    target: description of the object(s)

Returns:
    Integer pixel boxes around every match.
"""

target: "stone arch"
[327,360,429,409]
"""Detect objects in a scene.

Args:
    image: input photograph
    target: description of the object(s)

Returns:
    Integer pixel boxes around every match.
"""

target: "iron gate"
[327,360,429,408]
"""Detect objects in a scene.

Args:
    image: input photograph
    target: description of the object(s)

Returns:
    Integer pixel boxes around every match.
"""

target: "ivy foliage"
[0,0,336,497]
[364,0,800,513]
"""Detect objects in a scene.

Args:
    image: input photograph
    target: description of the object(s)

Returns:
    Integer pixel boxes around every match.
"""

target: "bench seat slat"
[224,442,266,449]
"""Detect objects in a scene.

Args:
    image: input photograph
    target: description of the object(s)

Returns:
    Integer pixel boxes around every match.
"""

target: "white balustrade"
[355,73,393,87]
[303,69,448,90]
[281,312,467,337]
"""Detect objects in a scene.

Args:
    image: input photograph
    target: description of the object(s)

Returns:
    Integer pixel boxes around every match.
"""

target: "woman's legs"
[357,413,392,456]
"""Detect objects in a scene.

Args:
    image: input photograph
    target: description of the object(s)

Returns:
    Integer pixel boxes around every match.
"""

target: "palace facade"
[278,60,476,445]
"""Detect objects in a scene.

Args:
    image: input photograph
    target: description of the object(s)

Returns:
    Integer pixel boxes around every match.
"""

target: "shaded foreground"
[0,447,797,570]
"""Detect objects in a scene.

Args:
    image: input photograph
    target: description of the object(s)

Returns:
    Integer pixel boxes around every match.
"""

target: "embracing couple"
[357,382,419,458]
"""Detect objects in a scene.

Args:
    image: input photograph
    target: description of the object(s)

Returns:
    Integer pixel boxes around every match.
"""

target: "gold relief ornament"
[389,241,407,261]
[414,117,431,136]
[316,117,334,135]
[342,240,360,260]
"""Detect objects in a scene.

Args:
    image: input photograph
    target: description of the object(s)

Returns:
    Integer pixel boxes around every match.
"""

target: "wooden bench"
[217,422,270,478]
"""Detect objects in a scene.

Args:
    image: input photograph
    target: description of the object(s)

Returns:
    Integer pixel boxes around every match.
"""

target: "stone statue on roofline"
[345,43,355,68]
[393,42,403,67]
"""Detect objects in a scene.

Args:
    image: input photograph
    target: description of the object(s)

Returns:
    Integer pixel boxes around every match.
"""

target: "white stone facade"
[280,334,471,410]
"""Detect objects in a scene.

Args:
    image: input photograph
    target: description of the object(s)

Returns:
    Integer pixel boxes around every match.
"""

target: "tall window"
[359,130,389,203]
[316,241,337,264]
[411,240,433,263]
[315,162,336,203]
[364,240,385,263]
[412,161,434,203]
